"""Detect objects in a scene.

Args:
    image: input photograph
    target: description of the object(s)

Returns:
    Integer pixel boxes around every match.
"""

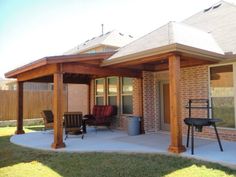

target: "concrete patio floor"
[10,127,236,169]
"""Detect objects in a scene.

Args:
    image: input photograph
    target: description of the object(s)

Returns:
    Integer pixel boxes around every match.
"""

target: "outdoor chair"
[41,110,54,131]
[184,99,223,155]
[64,112,84,140]
[84,105,117,131]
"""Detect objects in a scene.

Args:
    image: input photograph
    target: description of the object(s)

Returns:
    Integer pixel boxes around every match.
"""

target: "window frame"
[106,76,119,106]
[208,62,236,130]
[93,77,134,115]
[95,78,106,105]
[120,77,133,115]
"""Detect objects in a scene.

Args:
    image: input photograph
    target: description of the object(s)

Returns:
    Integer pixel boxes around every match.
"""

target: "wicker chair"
[41,110,54,130]
[64,112,84,140]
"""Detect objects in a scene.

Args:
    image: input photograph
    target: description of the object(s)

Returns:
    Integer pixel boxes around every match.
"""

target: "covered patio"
[5,52,223,154]
[5,52,141,149]
[10,128,236,169]
[5,22,228,154]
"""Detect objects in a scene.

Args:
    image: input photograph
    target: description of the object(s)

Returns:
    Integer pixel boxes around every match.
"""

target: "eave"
[101,43,226,67]
[5,52,115,78]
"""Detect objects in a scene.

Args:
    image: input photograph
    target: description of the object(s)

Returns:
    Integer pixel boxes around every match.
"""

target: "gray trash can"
[127,116,140,136]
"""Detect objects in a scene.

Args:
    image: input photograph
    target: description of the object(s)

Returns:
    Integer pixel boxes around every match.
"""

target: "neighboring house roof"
[184,0,236,55]
[64,30,134,54]
[104,21,224,64]
[103,0,236,65]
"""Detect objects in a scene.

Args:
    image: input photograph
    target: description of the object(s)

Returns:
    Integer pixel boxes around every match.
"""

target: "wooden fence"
[0,90,68,121]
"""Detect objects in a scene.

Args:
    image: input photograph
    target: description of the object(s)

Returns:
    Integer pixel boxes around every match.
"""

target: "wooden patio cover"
[5,52,141,149]
[5,50,222,153]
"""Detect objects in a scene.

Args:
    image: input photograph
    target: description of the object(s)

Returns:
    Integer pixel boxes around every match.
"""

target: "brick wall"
[142,65,236,141]
[142,70,175,133]
[88,65,236,141]
[142,71,159,133]
[89,78,142,131]
[132,78,143,117]
[181,65,236,141]
[116,78,143,131]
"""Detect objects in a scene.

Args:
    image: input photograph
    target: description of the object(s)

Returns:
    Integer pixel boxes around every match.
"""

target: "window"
[94,77,134,114]
[210,64,235,128]
[107,77,118,106]
[121,77,133,114]
[95,79,105,105]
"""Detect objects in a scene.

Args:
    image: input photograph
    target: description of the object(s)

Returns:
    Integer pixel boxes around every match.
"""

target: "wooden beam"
[110,53,173,67]
[15,81,25,134]
[51,72,66,149]
[5,52,115,78]
[142,57,215,72]
[27,74,91,84]
[168,55,186,153]
[17,64,58,82]
[62,63,142,78]
[46,52,114,64]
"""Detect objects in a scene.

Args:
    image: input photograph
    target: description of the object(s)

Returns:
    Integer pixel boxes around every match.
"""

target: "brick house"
[5,0,236,153]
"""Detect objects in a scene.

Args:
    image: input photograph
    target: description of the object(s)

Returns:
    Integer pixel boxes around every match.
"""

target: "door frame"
[160,80,170,131]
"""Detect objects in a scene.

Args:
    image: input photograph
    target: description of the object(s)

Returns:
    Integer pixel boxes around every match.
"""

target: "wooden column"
[15,81,25,134]
[51,72,66,149]
[168,55,186,153]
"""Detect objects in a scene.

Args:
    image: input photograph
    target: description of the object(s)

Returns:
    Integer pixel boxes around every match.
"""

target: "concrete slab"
[10,128,236,169]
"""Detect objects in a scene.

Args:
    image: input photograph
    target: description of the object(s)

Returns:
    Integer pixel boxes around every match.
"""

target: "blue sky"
[0,0,231,78]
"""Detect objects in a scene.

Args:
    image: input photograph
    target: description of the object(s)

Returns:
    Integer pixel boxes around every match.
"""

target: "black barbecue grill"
[184,99,223,155]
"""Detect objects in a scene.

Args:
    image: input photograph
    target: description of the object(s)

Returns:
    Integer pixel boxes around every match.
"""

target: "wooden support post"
[51,72,66,149]
[15,81,25,134]
[168,55,186,153]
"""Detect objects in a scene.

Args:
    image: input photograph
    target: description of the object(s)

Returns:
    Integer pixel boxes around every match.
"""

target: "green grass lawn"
[0,126,236,177]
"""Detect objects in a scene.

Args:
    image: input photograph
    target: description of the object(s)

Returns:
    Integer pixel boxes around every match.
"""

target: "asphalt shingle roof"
[184,1,236,54]
[106,0,236,63]
[64,30,134,55]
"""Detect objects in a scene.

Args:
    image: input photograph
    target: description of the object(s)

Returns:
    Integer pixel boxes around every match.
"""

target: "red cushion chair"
[84,105,117,128]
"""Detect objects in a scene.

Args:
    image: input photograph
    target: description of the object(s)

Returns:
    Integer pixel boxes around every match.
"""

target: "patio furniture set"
[41,105,117,140]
